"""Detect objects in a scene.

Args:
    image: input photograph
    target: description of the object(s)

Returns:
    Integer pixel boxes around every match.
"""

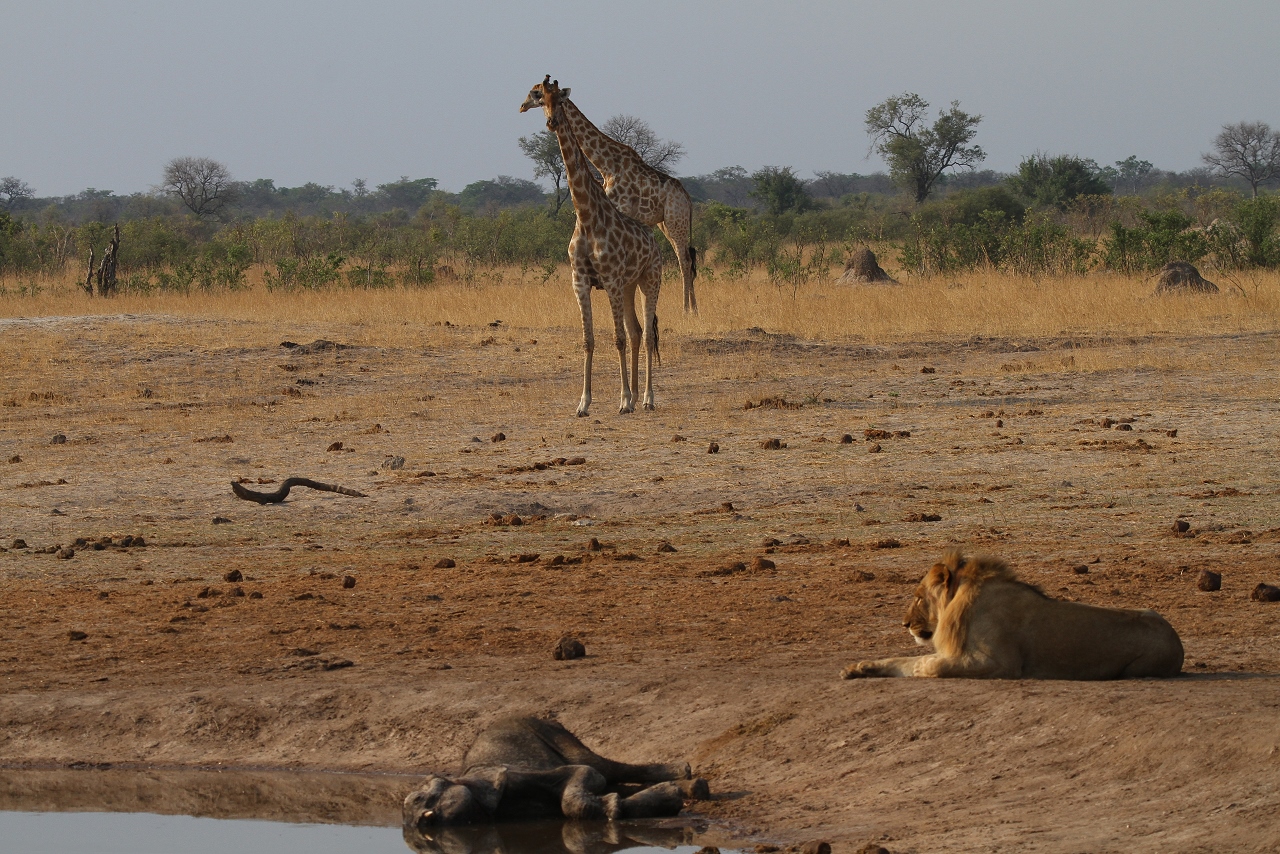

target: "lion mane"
[842,551,1184,680]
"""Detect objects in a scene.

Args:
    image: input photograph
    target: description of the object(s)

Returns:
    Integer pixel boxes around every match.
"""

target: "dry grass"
[4,264,1280,347]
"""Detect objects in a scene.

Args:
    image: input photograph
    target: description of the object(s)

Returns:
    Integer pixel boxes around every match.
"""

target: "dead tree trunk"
[95,223,120,297]
[84,247,96,295]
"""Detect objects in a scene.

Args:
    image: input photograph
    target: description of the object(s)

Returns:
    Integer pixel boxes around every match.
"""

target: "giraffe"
[521,79,697,314]
[521,76,663,417]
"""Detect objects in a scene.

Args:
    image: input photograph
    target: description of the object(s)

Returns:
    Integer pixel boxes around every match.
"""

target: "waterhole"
[0,767,719,854]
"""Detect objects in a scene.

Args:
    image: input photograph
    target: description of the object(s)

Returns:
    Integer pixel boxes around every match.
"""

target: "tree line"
[2,93,1279,289]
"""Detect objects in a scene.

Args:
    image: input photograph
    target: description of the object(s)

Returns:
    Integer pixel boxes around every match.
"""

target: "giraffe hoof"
[576,408,589,418]
[643,402,655,411]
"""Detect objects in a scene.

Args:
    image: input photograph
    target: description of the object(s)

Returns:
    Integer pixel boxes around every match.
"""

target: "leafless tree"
[1,176,34,210]
[1202,121,1280,197]
[518,130,569,214]
[601,115,686,173]
[162,156,237,217]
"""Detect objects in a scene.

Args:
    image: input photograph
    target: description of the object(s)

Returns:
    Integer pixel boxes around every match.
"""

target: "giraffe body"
[522,86,697,314]
[522,78,663,417]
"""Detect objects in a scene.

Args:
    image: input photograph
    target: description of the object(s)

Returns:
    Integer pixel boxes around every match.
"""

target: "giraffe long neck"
[560,98,639,180]
[549,109,608,218]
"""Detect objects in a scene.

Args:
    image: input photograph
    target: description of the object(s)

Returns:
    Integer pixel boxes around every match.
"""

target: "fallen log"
[230,477,367,504]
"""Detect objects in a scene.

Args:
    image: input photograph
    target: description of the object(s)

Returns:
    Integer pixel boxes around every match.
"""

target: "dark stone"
[554,636,586,660]
[1197,570,1221,592]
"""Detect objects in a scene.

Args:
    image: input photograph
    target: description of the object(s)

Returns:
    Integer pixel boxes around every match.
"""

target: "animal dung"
[868,443,882,453]
[760,438,785,450]
[553,636,586,660]
[326,441,344,452]
[50,434,67,444]
[1250,583,1280,602]
[224,569,243,583]
[342,575,356,588]
[656,542,677,553]
[491,432,506,442]
[67,630,87,641]
[839,434,854,444]
[434,558,456,569]
[707,442,720,453]
[751,556,776,571]
[1197,570,1221,592]
[381,455,406,470]
[56,547,75,560]
[1072,564,1090,575]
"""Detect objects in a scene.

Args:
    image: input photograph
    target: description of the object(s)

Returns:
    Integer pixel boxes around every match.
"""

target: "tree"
[864,93,984,203]
[749,166,812,215]
[162,157,237,218]
[375,177,438,211]
[1202,121,1280,197]
[0,176,34,210]
[518,130,569,214]
[1111,155,1154,195]
[600,115,686,173]
[458,176,546,213]
[1008,154,1112,209]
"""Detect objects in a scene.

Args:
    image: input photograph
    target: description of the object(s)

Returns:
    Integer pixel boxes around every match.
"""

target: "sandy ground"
[2,314,1280,853]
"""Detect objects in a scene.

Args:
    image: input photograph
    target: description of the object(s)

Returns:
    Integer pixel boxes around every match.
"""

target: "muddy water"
[0,768,714,854]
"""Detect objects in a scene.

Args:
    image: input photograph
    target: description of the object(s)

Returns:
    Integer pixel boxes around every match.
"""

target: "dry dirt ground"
[2,314,1280,853]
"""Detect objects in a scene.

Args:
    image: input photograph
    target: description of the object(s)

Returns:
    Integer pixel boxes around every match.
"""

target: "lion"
[841,552,1184,679]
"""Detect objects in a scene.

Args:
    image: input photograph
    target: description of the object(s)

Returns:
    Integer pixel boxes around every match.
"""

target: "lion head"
[903,551,1016,654]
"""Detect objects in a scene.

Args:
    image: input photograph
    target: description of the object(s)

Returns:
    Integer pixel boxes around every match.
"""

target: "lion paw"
[841,662,872,679]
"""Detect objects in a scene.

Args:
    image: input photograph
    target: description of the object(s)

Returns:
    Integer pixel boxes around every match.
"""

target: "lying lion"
[842,552,1184,679]
[403,716,709,830]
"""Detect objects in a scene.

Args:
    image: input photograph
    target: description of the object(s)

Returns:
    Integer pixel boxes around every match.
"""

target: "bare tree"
[600,115,686,173]
[518,130,569,214]
[1202,121,1280,198]
[865,93,984,203]
[162,156,237,217]
[1,176,34,210]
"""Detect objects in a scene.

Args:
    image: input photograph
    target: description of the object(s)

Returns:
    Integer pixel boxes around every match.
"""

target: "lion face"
[903,560,955,644]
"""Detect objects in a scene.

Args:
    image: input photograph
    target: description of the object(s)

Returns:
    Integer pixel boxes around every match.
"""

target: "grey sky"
[3,1,1277,197]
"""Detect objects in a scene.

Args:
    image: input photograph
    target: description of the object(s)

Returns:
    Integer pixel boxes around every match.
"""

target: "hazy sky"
[3,1,1277,197]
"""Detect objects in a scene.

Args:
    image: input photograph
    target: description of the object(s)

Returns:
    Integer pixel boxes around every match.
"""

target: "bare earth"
[2,315,1280,853]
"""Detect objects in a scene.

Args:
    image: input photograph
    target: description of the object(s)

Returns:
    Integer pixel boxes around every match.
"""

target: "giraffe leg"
[659,193,696,315]
[574,277,594,418]
[608,286,633,415]
[639,275,660,411]
[622,284,642,413]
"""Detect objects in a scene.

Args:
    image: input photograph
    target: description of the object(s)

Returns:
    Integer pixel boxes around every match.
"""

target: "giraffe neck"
[560,98,641,180]
[549,110,608,220]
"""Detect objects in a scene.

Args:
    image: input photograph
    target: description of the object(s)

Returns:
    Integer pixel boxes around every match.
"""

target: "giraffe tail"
[649,312,661,367]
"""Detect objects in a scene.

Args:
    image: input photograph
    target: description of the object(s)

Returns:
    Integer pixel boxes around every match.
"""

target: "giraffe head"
[520,75,570,126]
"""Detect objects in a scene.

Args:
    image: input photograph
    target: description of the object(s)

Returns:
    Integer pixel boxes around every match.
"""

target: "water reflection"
[0,768,718,854]
[404,819,702,854]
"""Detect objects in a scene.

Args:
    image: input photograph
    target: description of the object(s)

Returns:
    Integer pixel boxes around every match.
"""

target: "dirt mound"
[1153,261,1218,295]
[837,247,897,285]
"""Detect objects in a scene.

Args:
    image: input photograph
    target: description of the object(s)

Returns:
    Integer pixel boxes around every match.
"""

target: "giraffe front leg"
[574,281,594,417]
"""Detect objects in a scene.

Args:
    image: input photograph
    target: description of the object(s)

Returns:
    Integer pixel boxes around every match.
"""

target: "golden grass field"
[3,263,1280,852]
